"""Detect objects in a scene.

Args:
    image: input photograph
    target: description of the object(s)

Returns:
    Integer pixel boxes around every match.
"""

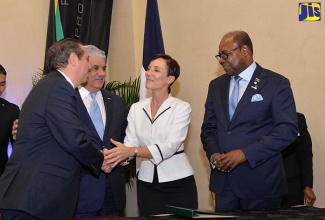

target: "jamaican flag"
[44,0,113,74]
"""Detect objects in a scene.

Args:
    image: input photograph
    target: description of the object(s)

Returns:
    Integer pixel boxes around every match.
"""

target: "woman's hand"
[106,138,134,168]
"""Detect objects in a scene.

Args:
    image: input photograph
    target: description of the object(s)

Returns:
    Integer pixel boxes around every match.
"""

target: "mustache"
[94,75,104,80]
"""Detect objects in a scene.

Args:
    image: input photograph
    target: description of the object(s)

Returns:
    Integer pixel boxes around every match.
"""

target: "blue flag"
[140,0,165,100]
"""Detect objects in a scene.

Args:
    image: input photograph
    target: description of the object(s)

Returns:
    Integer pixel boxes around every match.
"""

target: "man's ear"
[241,45,249,56]
[69,53,78,67]
[242,45,248,52]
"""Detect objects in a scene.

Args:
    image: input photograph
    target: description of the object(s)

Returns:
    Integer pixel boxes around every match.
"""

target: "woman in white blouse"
[107,54,198,217]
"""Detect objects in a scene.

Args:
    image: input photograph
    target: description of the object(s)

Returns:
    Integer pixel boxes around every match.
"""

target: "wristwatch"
[210,153,215,164]
[133,146,139,158]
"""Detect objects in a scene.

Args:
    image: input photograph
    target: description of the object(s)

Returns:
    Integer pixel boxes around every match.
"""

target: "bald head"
[222,31,253,55]
[218,31,254,76]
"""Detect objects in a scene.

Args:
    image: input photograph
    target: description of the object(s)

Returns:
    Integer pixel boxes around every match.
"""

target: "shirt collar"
[57,69,74,88]
[237,61,257,81]
[78,86,90,100]
[78,87,102,100]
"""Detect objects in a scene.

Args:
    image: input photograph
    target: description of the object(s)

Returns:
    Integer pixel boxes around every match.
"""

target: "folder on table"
[164,205,239,219]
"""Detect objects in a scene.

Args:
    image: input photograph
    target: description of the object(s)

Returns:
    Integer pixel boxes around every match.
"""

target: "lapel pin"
[251,78,260,90]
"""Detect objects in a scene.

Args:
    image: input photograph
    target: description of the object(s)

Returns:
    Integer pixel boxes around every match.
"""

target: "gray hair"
[47,38,85,71]
[84,45,106,60]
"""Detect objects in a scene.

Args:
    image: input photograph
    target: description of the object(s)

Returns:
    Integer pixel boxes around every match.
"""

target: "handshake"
[100,138,135,173]
[12,119,135,174]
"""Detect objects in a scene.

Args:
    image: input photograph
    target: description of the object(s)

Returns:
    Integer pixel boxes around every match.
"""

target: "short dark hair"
[46,38,85,71]
[0,64,7,76]
[150,54,180,94]
[231,31,253,54]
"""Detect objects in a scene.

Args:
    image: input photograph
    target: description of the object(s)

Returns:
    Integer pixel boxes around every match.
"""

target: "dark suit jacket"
[75,88,127,214]
[281,112,313,206]
[201,63,298,199]
[0,98,20,176]
[0,71,104,220]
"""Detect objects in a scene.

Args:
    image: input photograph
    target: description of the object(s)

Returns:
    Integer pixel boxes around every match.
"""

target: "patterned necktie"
[229,76,242,120]
[89,92,104,140]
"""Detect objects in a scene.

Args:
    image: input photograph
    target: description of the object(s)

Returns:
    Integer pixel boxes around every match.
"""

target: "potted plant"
[105,76,140,188]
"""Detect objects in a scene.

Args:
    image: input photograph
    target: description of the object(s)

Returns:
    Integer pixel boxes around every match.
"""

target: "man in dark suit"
[0,39,111,220]
[281,112,316,207]
[201,31,298,211]
[0,64,20,177]
[74,45,127,217]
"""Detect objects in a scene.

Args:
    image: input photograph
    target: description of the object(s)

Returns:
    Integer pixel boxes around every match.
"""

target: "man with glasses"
[201,31,298,211]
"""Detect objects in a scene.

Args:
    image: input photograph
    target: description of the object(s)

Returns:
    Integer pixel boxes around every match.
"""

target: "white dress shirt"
[229,61,257,101]
[78,87,106,127]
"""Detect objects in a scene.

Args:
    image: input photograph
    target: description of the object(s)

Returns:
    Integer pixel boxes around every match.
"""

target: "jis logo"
[299,2,321,21]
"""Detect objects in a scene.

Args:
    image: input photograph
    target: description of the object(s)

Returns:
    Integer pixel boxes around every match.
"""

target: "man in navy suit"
[74,45,127,217]
[201,31,298,211]
[0,64,20,177]
[0,39,111,219]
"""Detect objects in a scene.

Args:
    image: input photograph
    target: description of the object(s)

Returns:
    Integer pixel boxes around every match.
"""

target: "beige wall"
[1,0,324,214]
[0,0,49,107]
[110,0,325,211]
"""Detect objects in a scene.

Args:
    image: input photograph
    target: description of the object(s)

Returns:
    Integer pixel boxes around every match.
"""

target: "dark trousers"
[1,209,40,220]
[216,175,282,212]
[74,178,123,218]
[281,177,304,208]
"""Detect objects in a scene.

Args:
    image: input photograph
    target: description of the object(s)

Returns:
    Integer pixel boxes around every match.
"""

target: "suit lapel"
[220,75,231,124]
[101,89,113,143]
[76,90,100,142]
[231,64,267,121]
[0,98,5,115]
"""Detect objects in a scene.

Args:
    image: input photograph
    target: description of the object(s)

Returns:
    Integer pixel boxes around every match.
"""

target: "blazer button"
[227,131,232,134]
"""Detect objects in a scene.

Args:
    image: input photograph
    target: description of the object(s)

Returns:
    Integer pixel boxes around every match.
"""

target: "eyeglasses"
[215,46,242,61]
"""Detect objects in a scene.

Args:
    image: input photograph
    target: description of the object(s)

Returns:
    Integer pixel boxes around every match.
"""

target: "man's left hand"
[216,149,246,172]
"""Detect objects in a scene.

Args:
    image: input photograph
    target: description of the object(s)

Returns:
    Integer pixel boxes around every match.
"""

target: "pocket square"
[251,94,263,102]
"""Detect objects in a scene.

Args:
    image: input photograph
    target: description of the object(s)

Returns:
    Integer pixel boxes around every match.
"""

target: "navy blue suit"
[0,98,19,176]
[75,88,127,215]
[201,64,298,207]
[0,71,104,219]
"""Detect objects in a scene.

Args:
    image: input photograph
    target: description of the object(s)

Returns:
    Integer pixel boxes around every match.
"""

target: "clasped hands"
[12,120,131,174]
[101,138,134,173]
[212,149,246,173]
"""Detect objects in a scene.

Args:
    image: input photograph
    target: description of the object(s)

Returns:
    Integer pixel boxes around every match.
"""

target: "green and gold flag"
[43,0,113,74]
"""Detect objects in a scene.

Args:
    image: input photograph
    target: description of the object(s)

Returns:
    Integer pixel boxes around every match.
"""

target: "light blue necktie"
[89,92,104,140]
[229,76,242,120]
